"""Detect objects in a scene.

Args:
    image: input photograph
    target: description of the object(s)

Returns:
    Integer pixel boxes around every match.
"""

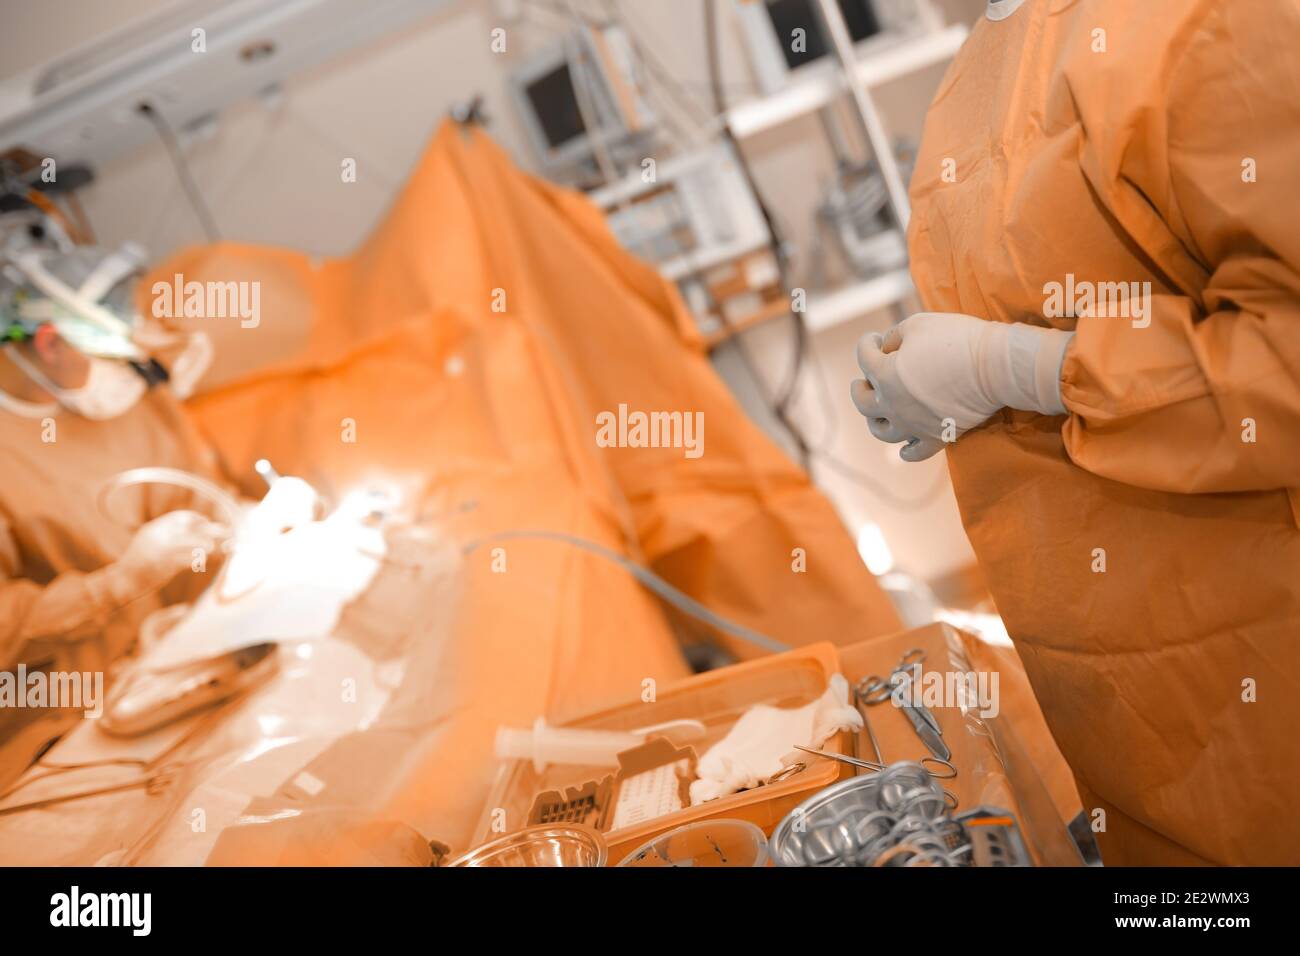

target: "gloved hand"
[109,510,227,598]
[851,312,1075,461]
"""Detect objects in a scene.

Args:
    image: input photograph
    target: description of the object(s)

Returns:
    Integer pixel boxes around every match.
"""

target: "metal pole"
[815,104,855,168]
[811,0,911,231]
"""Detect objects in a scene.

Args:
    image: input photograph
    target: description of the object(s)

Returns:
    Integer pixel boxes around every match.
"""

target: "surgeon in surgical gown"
[852,0,1300,864]
[0,263,226,790]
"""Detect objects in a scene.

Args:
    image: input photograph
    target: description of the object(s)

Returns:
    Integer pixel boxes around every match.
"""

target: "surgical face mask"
[5,345,147,420]
[133,326,213,399]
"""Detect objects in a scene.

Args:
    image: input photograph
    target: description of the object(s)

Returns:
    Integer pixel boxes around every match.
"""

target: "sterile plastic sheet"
[0,523,461,866]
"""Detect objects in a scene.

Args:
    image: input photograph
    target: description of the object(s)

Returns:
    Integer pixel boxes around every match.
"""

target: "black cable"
[699,0,944,513]
[541,1,941,513]
[703,0,813,467]
[534,0,813,465]
[138,102,221,243]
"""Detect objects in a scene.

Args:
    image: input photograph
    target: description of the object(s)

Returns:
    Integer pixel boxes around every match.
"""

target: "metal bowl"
[617,819,769,868]
[770,774,884,867]
[770,761,953,867]
[446,824,608,867]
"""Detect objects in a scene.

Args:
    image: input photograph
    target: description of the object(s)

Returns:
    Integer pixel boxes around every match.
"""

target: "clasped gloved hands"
[850,312,1075,461]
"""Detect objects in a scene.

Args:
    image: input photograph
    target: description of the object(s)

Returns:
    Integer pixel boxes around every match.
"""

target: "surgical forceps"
[793,746,958,810]
[0,764,182,817]
[794,746,957,781]
[847,681,956,781]
[858,648,955,766]
[0,693,231,818]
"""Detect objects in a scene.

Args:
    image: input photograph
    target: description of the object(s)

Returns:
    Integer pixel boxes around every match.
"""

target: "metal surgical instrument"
[852,675,885,768]
[850,671,959,783]
[0,765,181,817]
[793,746,959,809]
[797,742,956,782]
[858,648,955,765]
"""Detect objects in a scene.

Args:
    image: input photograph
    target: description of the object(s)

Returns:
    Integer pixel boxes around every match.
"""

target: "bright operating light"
[856,522,894,575]
[335,482,404,522]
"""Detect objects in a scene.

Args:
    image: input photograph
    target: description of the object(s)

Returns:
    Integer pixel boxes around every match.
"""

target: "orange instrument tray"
[470,641,851,865]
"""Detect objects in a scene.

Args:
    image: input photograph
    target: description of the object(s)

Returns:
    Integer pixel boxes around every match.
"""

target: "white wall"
[3,0,989,582]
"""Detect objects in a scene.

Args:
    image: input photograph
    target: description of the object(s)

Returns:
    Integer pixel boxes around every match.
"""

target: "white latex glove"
[689,674,861,805]
[112,509,227,595]
[851,312,1075,461]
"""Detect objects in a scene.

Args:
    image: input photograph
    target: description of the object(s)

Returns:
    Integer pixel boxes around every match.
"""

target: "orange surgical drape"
[144,123,901,851]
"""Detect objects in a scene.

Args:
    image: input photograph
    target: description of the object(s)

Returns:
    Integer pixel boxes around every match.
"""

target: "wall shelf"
[805,268,915,333]
[725,24,968,139]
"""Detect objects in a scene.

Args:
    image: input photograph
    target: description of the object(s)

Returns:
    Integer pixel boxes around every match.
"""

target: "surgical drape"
[142,123,903,853]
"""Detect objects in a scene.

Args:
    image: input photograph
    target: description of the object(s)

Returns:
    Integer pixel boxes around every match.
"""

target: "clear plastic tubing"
[98,467,242,530]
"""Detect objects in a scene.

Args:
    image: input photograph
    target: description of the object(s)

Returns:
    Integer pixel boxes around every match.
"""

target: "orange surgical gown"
[0,389,224,789]
[909,0,1300,864]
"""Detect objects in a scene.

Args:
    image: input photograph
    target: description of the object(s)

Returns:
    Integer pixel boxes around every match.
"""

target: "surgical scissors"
[857,648,955,766]
[851,673,884,766]
[0,764,181,817]
[0,690,232,818]
[793,746,959,810]
[845,673,958,783]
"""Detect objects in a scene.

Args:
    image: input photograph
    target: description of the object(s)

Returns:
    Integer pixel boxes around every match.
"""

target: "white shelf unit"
[805,266,915,332]
[726,24,968,139]
[589,143,774,283]
[727,14,967,334]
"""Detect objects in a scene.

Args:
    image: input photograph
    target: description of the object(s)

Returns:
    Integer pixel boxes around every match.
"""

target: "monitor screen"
[525,61,587,150]
[765,0,882,70]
